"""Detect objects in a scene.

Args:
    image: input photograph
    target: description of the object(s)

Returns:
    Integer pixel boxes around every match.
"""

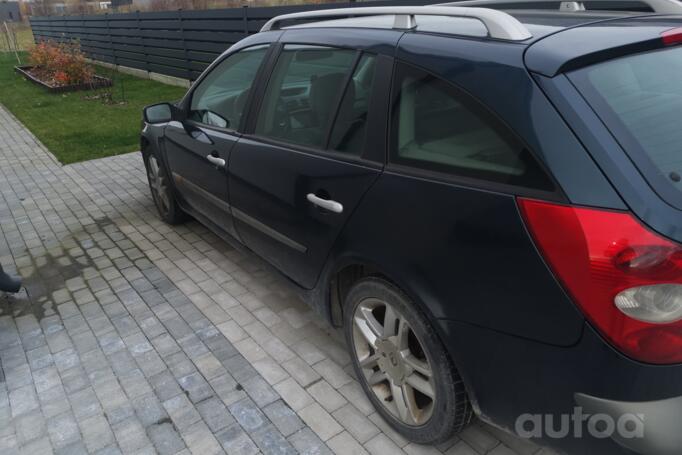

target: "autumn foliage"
[28,41,95,86]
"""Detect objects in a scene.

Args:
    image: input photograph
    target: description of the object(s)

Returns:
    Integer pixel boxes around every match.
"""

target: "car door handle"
[206,154,226,169]
[307,193,343,214]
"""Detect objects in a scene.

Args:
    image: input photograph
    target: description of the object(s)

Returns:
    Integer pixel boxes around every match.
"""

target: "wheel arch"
[140,135,151,153]
[322,254,482,419]
[322,254,439,330]
[140,128,176,189]
[140,123,169,160]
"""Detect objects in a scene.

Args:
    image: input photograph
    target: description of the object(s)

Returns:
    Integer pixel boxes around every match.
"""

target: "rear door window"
[569,47,682,208]
[389,62,554,191]
[328,54,376,154]
[254,45,357,149]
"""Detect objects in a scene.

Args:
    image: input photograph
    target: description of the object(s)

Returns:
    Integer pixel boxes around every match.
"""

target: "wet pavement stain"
[0,215,119,320]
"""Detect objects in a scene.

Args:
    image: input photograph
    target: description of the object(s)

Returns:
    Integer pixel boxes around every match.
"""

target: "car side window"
[328,54,376,154]
[390,62,554,190]
[189,45,269,130]
[254,45,357,149]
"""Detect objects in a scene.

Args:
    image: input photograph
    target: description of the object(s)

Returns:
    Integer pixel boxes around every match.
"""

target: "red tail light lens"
[662,27,682,46]
[518,198,682,364]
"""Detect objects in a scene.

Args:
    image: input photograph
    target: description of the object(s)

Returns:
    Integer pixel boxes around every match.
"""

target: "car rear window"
[569,47,682,208]
[389,61,556,192]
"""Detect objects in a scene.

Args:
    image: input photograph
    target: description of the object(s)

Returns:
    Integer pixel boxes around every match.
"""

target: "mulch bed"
[15,65,113,94]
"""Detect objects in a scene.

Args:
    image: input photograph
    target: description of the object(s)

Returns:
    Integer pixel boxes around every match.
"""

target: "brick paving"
[0,104,555,455]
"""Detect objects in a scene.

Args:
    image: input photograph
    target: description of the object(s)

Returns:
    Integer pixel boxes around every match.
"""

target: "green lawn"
[14,27,35,51]
[0,52,186,164]
[0,24,33,51]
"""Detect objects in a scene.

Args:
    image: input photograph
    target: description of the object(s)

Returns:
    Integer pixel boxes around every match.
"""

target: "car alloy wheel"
[147,155,170,217]
[352,297,436,426]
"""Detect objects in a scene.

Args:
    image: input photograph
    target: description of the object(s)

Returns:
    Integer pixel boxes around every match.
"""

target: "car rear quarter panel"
[396,32,625,210]
[329,170,584,347]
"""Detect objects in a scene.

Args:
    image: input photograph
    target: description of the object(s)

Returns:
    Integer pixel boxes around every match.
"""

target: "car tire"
[344,277,472,444]
[143,150,186,225]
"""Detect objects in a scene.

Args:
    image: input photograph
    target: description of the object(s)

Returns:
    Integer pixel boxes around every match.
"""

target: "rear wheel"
[344,277,472,444]
[143,151,186,225]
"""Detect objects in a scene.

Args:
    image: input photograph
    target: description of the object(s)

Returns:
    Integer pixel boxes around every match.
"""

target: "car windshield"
[569,46,682,209]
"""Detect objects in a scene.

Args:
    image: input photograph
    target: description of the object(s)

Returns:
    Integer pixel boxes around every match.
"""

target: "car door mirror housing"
[144,103,174,124]
[202,111,229,129]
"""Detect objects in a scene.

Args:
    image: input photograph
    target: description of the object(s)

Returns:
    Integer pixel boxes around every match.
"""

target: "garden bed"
[14,65,112,93]
[1,52,186,164]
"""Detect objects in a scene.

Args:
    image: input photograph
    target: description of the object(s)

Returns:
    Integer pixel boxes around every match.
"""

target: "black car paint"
[227,32,399,289]
[140,15,682,455]
[228,136,382,288]
[164,123,241,238]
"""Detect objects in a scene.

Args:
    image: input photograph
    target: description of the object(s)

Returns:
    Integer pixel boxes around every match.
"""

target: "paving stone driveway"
[0,105,552,455]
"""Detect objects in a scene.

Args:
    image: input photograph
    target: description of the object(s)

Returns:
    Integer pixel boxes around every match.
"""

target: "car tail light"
[518,198,682,364]
[662,27,682,46]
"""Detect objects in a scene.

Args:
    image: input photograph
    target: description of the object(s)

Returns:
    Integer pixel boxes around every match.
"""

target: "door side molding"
[232,208,308,253]
[172,172,232,213]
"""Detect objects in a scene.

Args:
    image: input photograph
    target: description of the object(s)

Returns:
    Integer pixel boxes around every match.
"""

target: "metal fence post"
[136,10,147,72]
[78,13,84,47]
[242,5,249,39]
[46,14,51,42]
[178,9,191,80]
[104,12,116,67]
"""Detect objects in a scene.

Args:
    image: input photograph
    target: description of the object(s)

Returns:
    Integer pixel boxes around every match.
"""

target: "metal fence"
[28,1,434,81]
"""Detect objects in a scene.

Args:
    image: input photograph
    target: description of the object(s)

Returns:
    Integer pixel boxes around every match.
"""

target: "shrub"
[28,41,94,86]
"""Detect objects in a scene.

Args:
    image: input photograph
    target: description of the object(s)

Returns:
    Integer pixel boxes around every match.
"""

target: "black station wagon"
[141,1,682,453]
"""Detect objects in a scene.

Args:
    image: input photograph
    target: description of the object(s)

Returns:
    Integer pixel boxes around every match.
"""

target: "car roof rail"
[436,0,682,14]
[260,5,533,41]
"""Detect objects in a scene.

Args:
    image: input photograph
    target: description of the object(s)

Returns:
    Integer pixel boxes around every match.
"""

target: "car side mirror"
[144,103,174,124]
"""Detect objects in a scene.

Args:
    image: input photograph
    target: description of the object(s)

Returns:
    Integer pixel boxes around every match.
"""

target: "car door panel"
[165,122,238,238]
[229,138,380,287]
[162,44,271,240]
[228,45,389,289]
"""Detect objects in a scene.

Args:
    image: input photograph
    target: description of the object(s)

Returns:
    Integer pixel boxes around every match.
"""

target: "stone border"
[88,60,191,89]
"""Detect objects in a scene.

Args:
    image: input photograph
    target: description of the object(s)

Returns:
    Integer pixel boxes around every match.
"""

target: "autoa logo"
[513,394,682,455]
[515,407,644,440]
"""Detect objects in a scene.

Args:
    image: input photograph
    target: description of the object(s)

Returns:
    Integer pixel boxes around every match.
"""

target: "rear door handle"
[206,154,226,169]
[307,193,343,214]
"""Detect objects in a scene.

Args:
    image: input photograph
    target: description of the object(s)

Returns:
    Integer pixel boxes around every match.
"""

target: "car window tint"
[190,45,268,130]
[569,46,682,209]
[390,62,554,190]
[328,54,376,154]
[255,45,357,148]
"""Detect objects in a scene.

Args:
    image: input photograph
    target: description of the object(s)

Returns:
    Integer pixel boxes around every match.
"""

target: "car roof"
[284,7,682,76]
[524,14,682,75]
[509,9,643,38]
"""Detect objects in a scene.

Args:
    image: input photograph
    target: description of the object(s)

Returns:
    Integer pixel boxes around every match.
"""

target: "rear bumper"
[436,320,682,455]
[575,393,682,455]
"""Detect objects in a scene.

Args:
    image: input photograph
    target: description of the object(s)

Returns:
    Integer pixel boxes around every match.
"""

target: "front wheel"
[143,151,186,225]
[344,277,472,444]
